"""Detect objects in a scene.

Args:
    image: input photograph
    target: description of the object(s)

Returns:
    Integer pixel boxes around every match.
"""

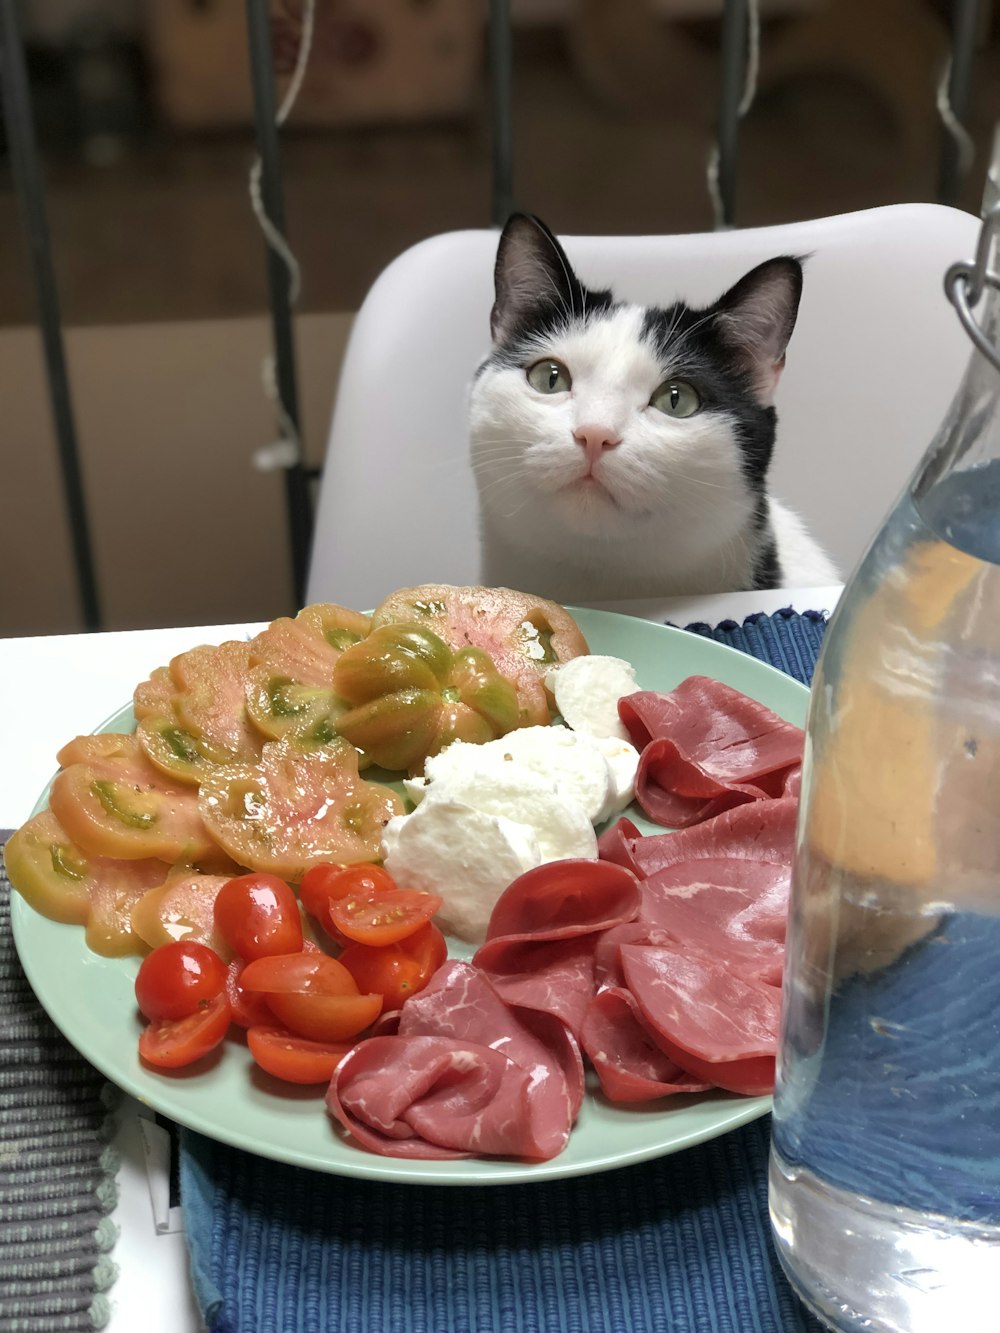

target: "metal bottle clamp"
[945,201,1000,375]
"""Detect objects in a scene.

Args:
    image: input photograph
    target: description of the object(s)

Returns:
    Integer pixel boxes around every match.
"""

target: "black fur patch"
[482,281,617,375]
[640,305,775,496]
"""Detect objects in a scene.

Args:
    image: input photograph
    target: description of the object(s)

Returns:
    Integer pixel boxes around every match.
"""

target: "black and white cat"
[469,213,838,602]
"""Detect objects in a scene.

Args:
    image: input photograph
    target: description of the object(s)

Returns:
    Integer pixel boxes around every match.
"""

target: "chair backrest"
[307,203,981,610]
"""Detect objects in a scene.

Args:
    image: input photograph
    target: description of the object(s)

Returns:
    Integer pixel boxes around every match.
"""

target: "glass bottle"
[769,139,1000,1333]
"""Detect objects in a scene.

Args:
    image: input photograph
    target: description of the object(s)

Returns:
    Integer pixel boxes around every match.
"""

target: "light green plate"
[10,607,808,1185]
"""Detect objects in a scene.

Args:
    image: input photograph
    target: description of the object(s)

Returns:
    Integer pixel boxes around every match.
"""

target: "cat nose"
[573,424,622,465]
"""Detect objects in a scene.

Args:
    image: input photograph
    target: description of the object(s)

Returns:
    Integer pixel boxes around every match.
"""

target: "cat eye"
[650,380,701,418]
[526,359,572,394]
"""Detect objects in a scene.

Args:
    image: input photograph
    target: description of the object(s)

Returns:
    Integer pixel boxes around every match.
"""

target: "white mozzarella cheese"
[545,655,639,742]
[589,735,641,821]
[418,728,613,825]
[380,799,541,944]
[421,765,598,863]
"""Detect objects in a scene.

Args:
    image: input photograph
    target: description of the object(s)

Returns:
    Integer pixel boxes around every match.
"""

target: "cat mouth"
[569,472,617,503]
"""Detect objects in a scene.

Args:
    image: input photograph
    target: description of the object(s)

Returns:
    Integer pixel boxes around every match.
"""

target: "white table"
[0,585,842,1333]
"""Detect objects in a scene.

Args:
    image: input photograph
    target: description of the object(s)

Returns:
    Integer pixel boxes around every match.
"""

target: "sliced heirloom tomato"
[239,952,382,1042]
[134,940,228,1022]
[138,992,231,1070]
[131,871,234,954]
[49,733,219,863]
[4,809,169,955]
[213,872,304,960]
[370,584,590,729]
[198,736,403,879]
[247,1025,353,1085]
[331,623,522,772]
[338,922,448,1009]
[329,887,443,947]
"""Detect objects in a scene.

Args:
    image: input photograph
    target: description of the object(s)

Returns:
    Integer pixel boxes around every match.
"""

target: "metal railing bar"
[717,0,748,229]
[489,0,514,227]
[0,0,101,631]
[245,0,313,608]
[938,0,982,205]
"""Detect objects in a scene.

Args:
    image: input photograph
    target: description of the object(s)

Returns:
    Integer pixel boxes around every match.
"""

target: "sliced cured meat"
[328,1036,528,1160]
[619,677,803,827]
[472,934,597,1038]
[581,988,710,1102]
[329,961,584,1161]
[400,961,585,1119]
[623,798,799,879]
[596,816,644,873]
[620,943,780,1095]
[484,858,641,943]
[198,736,403,880]
[639,857,790,986]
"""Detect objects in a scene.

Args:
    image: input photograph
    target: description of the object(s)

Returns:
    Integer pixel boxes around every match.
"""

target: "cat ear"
[712,257,803,405]
[490,214,579,345]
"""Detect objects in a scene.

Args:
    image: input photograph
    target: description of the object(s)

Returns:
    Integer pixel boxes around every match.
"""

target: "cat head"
[469,212,803,552]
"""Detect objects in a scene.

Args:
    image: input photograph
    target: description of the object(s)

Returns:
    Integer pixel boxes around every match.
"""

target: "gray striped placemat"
[1,834,121,1333]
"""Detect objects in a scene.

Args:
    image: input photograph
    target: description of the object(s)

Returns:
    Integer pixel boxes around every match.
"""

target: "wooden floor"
[1,22,999,331]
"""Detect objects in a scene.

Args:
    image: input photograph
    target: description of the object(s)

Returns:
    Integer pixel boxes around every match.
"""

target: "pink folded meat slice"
[327,961,584,1161]
[472,934,597,1038]
[623,797,799,879]
[638,857,791,986]
[328,1036,537,1159]
[472,859,642,1037]
[483,858,642,943]
[620,943,780,1095]
[581,987,710,1102]
[618,677,804,827]
[596,817,645,874]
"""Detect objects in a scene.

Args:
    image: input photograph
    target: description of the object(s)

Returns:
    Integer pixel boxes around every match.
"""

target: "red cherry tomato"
[238,950,381,1042]
[224,956,273,1029]
[298,863,395,921]
[134,940,228,1022]
[213,873,303,960]
[246,1026,353,1085]
[329,887,443,947]
[238,951,359,996]
[138,993,231,1069]
[265,990,383,1043]
[338,922,448,1009]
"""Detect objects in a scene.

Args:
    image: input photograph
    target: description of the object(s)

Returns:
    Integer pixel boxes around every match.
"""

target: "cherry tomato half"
[238,951,359,996]
[329,888,443,947]
[224,956,273,1029]
[138,992,231,1070]
[265,990,383,1043]
[298,862,396,921]
[213,872,303,960]
[246,1026,353,1085]
[338,922,448,1009]
[135,940,228,1022]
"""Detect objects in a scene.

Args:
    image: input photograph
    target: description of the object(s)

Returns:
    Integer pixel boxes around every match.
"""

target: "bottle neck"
[912,208,1000,502]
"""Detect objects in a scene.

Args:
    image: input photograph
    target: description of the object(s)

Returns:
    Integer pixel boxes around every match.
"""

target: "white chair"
[306,204,981,611]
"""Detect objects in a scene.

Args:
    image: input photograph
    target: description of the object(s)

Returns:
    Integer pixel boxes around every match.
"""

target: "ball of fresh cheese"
[544,654,639,741]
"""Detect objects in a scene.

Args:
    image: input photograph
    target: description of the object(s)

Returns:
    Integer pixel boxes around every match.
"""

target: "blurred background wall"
[2,0,999,636]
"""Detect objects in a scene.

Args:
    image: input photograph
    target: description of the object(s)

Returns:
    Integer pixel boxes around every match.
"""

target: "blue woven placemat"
[179,609,828,1333]
[0,838,121,1333]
